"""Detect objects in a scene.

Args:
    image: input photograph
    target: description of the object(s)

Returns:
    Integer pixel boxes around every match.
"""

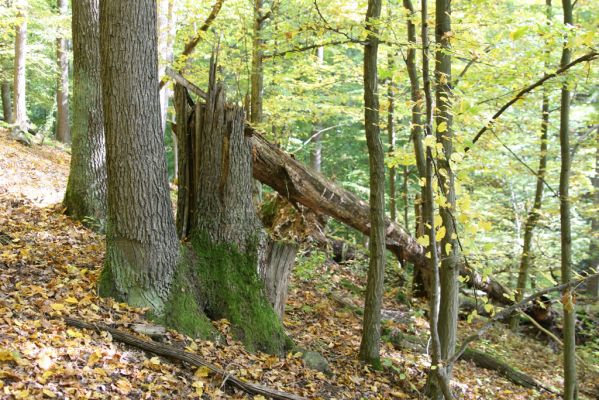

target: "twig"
[263,40,355,59]
[63,317,305,400]
[313,0,365,45]
[465,51,598,152]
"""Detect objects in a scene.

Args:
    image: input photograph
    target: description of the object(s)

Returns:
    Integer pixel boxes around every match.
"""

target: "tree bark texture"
[55,0,70,143]
[359,0,385,368]
[1,81,12,123]
[98,0,179,313]
[158,0,176,133]
[12,3,27,131]
[559,1,577,398]
[64,0,107,227]
[173,68,289,353]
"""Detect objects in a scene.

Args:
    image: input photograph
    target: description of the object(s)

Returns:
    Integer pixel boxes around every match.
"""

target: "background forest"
[0,0,598,399]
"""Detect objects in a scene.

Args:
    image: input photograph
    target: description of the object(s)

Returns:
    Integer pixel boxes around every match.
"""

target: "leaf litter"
[1,128,596,399]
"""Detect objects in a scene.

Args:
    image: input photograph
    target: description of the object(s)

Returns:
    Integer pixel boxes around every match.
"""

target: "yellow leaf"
[64,297,78,304]
[445,243,452,255]
[149,356,161,365]
[195,366,210,378]
[50,303,65,311]
[192,380,204,396]
[437,121,447,133]
[42,389,57,398]
[254,396,267,400]
[67,329,83,338]
[0,349,18,362]
[423,135,436,149]
[416,235,430,247]
[484,303,494,315]
[434,215,443,228]
[436,226,446,241]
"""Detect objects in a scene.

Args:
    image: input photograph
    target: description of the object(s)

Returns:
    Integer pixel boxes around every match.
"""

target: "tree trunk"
[434,0,459,379]
[158,0,176,133]
[12,2,27,132]
[1,81,12,123]
[185,62,289,353]
[98,0,179,313]
[587,137,599,298]
[511,0,552,331]
[64,0,107,228]
[55,0,70,143]
[387,52,397,223]
[250,0,265,125]
[404,0,428,299]
[559,1,577,398]
[359,0,385,369]
[262,241,298,319]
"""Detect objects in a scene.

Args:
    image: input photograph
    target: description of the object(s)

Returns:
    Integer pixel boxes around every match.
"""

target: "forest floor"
[0,127,597,399]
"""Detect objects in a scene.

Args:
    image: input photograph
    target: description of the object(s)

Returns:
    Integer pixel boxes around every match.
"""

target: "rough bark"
[1,81,12,123]
[173,83,193,238]
[98,0,179,313]
[64,0,107,227]
[55,0,70,143]
[511,0,552,331]
[559,1,577,398]
[359,0,385,369]
[12,3,27,132]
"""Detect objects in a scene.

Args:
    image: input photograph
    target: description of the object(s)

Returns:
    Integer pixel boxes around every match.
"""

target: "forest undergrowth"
[0,128,593,398]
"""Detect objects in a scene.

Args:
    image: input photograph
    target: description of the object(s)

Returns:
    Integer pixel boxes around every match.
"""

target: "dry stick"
[63,317,306,400]
[448,271,599,367]
[465,51,598,152]
[263,40,355,60]
[159,0,225,90]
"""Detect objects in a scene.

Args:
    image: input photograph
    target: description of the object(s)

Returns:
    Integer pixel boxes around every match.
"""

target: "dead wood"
[63,317,306,400]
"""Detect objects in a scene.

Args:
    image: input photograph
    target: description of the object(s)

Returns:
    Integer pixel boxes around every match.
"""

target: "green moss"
[161,247,215,339]
[190,232,290,354]
[97,262,121,299]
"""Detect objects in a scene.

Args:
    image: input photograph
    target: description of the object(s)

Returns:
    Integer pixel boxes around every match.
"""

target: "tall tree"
[12,0,27,132]
[98,0,179,312]
[64,0,106,226]
[511,0,552,331]
[359,0,385,368]
[587,136,599,298]
[250,0,265,124]
[157,0,176,133]
[1,80,11,122]
[310,46,325,173]
[559,0,577,398]
[55,0,70,143]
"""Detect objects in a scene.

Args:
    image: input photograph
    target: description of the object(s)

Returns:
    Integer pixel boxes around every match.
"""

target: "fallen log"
[248,130,513,305]
[166,67,513,306]
[63,317,306,400]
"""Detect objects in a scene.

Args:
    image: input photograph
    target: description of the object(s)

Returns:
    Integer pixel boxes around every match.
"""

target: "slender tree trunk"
[1,81,12,123]
[559,1,577,398]
[387,52,397,223]
[55,0,70,143]
[587,137,599,298]
[511,0,552,331]
[359,0,385,369]
[64,0,106,227]
[404,0,428,298]
[12,2,27,132]
[158,0,176,134]
[250,0,265,124]
[98,0,179,313]
[310,47,325,173]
